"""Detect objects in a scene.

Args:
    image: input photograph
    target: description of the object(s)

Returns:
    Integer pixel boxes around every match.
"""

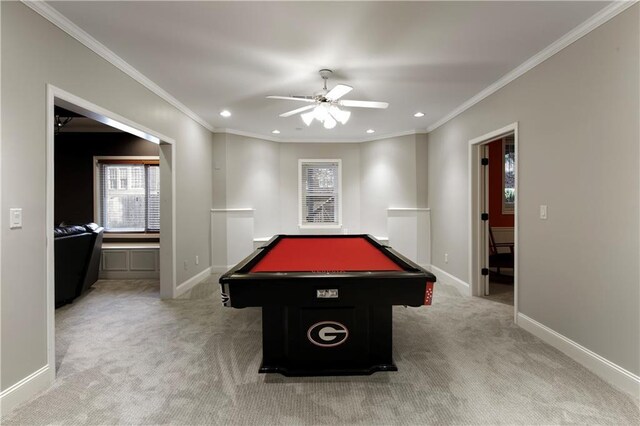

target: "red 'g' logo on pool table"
[307,321,349,347]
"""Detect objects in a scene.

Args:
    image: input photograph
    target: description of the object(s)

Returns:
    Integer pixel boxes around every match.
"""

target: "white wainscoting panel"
[211,209,255,272]
[101,250,128,271]
[130,250,158,271]
[100,243,160,279]
[387,208,431,267]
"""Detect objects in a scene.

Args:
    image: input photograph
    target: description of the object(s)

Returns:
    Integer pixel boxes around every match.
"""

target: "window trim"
[502,138,515,215]
[94,156,160,236]
[298,159,342,229]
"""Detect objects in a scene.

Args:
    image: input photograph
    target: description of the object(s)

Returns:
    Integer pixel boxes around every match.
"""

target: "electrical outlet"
[444,253,449,263]
[195,255,199,265]
[183,260,188,270]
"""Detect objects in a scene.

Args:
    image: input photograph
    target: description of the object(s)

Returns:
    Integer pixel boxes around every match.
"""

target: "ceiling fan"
[267,69,389,129]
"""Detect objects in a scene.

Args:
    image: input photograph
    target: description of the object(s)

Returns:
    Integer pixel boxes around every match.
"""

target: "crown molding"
[214,128,281,143]
[426,0,638,133]
[21,0,215,133]
[23,0,635,140]
[216,127,425,144]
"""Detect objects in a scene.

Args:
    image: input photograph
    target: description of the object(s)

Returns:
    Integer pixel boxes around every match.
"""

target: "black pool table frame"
[219,234,436,376]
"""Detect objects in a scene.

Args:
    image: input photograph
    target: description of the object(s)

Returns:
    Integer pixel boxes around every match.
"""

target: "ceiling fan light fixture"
[268,69,389,131]
[301,111,314,126]
[329,105,350,125]
[323,115,337,129]
[314,104,330,121]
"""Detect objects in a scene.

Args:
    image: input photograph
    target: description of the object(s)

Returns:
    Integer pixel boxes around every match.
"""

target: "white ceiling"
[48,1,609,141]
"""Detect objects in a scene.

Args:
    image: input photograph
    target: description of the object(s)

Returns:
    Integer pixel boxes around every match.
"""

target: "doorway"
[483,136,515,304]
[45,85,177,374]
[468,123,518,320]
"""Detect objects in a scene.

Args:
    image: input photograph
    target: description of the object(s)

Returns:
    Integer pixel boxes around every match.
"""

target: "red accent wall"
[488,139,514,227]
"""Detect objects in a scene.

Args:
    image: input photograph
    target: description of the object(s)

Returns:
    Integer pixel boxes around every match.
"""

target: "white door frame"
[45,84,177,376]
[479,144,490,296]
[468,122,519,321]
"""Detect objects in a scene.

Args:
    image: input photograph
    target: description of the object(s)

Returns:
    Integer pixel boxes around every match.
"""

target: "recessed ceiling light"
[271,130,280,134]
[366,129,375,134]
[414,112,425,118]
[220,110,231,118]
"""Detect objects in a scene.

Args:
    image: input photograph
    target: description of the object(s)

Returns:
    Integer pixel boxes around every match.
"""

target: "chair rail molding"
[211,208,255,212]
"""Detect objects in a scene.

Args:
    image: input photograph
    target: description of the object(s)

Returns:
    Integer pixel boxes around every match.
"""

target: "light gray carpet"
[3,277,639,425]
[486,282,514,306]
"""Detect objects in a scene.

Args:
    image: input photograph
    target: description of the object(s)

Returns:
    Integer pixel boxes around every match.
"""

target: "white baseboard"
[99,271,160,280]
[0,365,51,417]
[429,265,470,296]
[517,313,640,400]
[174,267,212,298]
[211,265,233,274]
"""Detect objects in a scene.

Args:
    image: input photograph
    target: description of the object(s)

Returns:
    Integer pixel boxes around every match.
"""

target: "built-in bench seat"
[100,242,160,279]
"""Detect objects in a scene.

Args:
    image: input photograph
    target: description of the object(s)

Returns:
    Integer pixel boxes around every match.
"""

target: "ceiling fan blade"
[325,84,353,101]
[279,104,316,118]
[267,95,315,103]
[339,100,389,109]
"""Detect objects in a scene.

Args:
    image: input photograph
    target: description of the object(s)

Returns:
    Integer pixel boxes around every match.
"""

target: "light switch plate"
[10,208,23,229]
[540,205,548,220]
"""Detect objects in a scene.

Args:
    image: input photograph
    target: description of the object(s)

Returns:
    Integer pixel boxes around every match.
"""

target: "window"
[502,136,515,214]
[96,158,160,233]
[299,159,341,227]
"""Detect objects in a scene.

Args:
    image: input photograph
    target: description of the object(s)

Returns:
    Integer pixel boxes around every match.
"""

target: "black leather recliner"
[54,223,104,308]
[79,223,104,297]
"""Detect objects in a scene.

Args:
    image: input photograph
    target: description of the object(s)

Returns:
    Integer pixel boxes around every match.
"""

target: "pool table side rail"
[219,235,436,308]
[220,234,434,279]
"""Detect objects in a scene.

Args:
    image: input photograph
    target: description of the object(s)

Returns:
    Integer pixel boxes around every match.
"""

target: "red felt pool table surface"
[250,236,404,272]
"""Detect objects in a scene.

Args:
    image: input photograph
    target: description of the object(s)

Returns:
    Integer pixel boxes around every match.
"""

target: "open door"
[480,145,490,296]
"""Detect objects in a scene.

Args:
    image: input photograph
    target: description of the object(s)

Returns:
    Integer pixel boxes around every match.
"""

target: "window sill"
[298,224,342,230]
[104,233,160,240]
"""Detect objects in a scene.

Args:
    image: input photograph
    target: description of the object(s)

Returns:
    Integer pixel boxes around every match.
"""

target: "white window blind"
[299,160,341,226]
[98,161,160,232]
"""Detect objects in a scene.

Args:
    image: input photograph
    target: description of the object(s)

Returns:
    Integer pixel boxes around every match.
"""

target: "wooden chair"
[489,227,514,275]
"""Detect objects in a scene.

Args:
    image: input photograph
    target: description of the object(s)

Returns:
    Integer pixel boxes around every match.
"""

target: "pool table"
[219,234,436,376]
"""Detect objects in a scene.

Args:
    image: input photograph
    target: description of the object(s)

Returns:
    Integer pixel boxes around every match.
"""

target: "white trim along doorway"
[468,122,519,321]
[45,84,177,379]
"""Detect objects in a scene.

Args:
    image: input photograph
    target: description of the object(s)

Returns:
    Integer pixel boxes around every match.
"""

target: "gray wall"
[360,134,428,237]
[215,133,281,238]
[428,5,639,374]
[212,133,426,238]
[1,2,213,390]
